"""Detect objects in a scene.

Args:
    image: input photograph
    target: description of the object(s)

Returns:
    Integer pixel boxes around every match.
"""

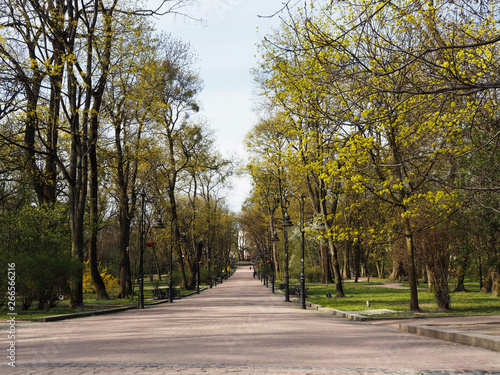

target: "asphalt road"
[3,266,499,374]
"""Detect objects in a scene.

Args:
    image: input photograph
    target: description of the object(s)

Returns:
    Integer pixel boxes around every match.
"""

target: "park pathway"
[3,266,499,374]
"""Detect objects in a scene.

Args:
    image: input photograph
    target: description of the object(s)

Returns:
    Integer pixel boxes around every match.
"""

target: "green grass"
[0,280,203,320]
[306,281,500,317]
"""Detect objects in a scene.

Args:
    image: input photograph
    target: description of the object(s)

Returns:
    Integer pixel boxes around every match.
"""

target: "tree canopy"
[243,0,500,310]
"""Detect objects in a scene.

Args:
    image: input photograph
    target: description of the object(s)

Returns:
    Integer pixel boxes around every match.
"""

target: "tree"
[254,16,357,296]
[183,140,235,288]
[251,1,493,310]
[102,19,158,298]
[140,34,203,288]
[0,0,59,206]
[0,0,202,306]
[310,0,500,198]
[244,117,293,279]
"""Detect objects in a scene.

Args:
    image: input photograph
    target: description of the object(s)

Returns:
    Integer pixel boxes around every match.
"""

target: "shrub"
[0,204,75,310]
[305,265,322,282]
[83,260,119,295]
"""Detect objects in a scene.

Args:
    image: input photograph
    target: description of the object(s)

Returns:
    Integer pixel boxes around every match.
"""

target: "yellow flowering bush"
[83,260,119,295]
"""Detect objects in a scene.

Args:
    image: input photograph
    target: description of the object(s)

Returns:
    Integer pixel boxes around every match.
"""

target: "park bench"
[152,287,179,300]
[278,284,308,296]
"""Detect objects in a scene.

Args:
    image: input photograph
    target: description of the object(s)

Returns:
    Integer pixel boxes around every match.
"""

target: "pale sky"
[157,1,285,212]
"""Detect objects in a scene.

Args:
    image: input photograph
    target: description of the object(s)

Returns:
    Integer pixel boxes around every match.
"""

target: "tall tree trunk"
[117,213,132,298]
[44,36,63,205]
[187,241,204,289]
[115,121,136,298]
[492,278,500,297]
[87,3,116,300]
[320,220,344,295]
[68,48,87,309]
[168,187,188,289]
[481,269,493,293]
[328,241,344,297]
[70,231,85,308]
[344,242,351,279]
[24,97,45,204]
[354,240,361,282]
[321,239,333,283]
[433,271,451,310]
[478,257,483,291]
[320,193,344,295]
[389,259,406,281]
[492,269,500,298]
[452,254,468,292]
[69,163,87,308]
[403,216,421,312]
[18,18,51,205]
[318,176,344,296]
[89,129,109,300]
[426,265,434,293]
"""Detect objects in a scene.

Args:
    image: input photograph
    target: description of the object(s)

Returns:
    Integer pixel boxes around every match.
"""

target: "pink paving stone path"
[3,266,500,375]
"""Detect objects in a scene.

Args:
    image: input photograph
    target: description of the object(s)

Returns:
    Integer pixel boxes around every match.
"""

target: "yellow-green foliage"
[254,0,493,236]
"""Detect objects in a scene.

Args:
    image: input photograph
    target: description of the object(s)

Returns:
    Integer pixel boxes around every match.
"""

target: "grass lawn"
[305,280,500,317]
[0,280,203,320]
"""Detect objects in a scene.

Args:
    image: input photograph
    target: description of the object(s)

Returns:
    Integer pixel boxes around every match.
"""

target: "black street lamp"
[284,194,307,309]
[175,230,187,301]
[275,194,307,308]
[208,246,213,288]
[152,212,187,303]
[270,227,279,294]
[197,259,201,294]
[138,192,146,309]
[263,251,267,286]
[298,194,306,310]
[151,214,166,301]
[213,253,217,287]
[138,192,164,309]
[281,198,293,302]
[197,246,205,294]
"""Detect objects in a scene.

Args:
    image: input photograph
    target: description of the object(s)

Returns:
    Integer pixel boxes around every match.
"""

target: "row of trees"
[241,0,500,311]
[0,0,239,309]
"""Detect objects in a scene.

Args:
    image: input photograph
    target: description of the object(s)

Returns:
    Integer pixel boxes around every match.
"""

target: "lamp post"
[197,259,202,294]
[218,252,222,284]
[263,251,267,286]
[151,214,167,302]
[281,197,293,302]
[175,230,187,301]
[283,194,307,309]
[261,259,265,284]
[152,212,187,303]
[213,253,217,287]
[138,193,146,309]
[208,246,212,288]
[197,246,205,294]
[263,247,270,287]
[298,194,306,310]
[270,228,279,293]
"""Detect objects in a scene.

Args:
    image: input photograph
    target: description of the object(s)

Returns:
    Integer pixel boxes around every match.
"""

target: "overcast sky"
[157,1,285,212]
